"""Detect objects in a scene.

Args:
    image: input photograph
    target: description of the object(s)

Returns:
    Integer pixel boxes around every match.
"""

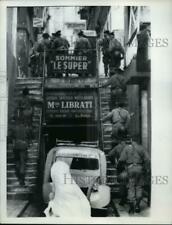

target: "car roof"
[52,145,102,159]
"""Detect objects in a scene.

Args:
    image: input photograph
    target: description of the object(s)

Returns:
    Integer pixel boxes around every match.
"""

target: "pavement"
[114,198,150,217]
[7,200,29,217]
[7,197,150,217]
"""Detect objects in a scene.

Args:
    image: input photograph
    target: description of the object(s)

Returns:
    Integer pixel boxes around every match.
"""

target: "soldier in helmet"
[9,114,33,186]
[74,30,91,55]
[98,30,110,76]
[117,135,150,214]
[102,103,131,146]
[53,30,70,53]
[100,68,127,109]
[52,30,70,77]
[36,33,51,53]
[16,87,33,126]
[108,129,129,206]
[108,32,124,71]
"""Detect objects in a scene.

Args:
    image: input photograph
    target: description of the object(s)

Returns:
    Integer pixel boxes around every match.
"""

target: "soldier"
[100,69,127,109]
[50,33,56,49]
[108,130,128,205]
[98,30,110,76]
[102,104,131,146]
[10,116,33,186]
[74,30,91,77]
[74,30,91,55]
[36,33,51,76]
[16,87,33,126]
[53,30,70,53]
[117,135,150,214]
[136,23,151,72]
[108,134,126,166]
[108,32,124,72]
[37,33,51,52]
[52,30,70,77]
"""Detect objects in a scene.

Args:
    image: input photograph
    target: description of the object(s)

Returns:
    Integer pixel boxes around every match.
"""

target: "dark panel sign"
[45,90,98,123]
[49,53,96,76]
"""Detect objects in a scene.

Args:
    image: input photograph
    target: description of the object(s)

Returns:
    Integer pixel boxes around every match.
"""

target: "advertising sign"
[33,17,43,27]
[50,52,96,76]
[45,90,98,123]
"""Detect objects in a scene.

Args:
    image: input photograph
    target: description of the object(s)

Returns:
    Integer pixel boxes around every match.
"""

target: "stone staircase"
[7,78,43,200]
[99,78,119,194]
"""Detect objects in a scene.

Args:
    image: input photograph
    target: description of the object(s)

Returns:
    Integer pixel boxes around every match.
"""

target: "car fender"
[90,185,110,208]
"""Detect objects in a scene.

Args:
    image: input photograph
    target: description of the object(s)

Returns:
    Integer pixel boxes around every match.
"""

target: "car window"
[71,157,99,170]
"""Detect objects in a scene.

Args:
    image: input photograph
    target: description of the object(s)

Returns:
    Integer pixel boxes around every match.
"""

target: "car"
[42,141,110,213]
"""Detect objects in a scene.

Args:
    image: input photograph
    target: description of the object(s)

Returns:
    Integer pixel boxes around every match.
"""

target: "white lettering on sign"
[47,101,60,109]
[48,101,55,109]
[55,55,87,61]
[61,101,92,109]
[53,61,88,71]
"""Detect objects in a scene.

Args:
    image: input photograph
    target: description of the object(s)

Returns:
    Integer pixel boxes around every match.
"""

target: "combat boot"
[135,202,141,213]
[128,202,135,214]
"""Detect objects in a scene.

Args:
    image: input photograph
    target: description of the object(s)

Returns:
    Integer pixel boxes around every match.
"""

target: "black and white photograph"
[5,5,151,217]
[0,1,172,223]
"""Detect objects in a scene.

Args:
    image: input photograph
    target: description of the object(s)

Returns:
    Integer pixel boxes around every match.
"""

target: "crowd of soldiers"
[99,39,151,214]
[29,30,92,77]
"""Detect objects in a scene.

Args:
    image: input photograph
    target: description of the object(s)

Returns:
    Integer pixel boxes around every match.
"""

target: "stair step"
[101,101,109,105]
[103,143,112,149]
[8,148,38,154]
[7,177,37,185]
[7,183,36,192]
[7,154,38,160]
[107,168,117,175]
[32,118,40,122]
[107,175,118,183]
[15,90,42,96]
[103,135,112,140]
[14,96,43,102]
[100,96,110,100]
[110,186,120,193]
[7,142,38,150]
[7,150,38,157]
[7,192,33,200]
[33,113,41,118]
[16,78,42,84]
[107,182,119,186]
[7,162,38,170]
[101,107,110,111]
[7,170,37,177]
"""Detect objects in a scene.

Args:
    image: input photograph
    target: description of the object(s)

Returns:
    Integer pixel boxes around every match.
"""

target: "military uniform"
[36,38,52,76]
[74,36,91,55]
[102,107,130,145]
[118,141,150,213]
[10,122,33,185]
[53,36,70,52]
[102,71,127,108]
[37,38,51,53]
[108,141,126,165]
[108,141,128,205]
[109,38,124,70]
[98,37,110,76]
[17,95,33,125]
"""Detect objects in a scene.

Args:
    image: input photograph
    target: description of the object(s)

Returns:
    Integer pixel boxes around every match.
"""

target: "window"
[71,157,99,170]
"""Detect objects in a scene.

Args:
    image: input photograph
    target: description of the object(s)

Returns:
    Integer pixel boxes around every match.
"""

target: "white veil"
[44,159,91,217]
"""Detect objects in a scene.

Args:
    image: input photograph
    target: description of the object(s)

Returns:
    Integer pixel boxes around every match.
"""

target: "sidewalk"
[113,198,150,217]
[7,200,29,217]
